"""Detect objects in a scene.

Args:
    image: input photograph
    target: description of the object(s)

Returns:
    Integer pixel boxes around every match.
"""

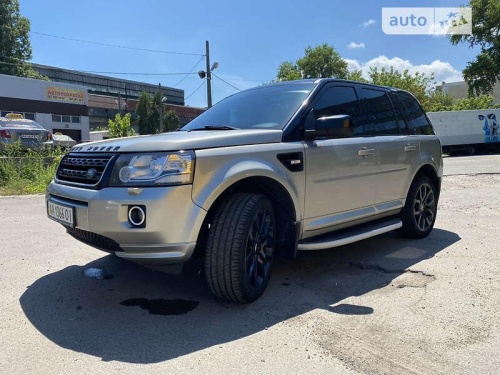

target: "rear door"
[303,84,379,231]
[360,88,419,206]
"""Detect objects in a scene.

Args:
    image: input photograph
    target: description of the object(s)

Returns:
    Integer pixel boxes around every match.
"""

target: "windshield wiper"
[190,125,239,131]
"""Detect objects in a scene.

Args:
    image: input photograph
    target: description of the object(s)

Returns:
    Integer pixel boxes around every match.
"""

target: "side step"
[297,219,402,251]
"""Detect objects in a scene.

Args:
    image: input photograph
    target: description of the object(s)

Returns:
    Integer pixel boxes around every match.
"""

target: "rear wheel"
[205,193,276,303]
[400,175,437,238]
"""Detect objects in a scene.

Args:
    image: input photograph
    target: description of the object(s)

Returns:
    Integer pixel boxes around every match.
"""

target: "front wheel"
[400,175,438,238]
[205,193,276,303]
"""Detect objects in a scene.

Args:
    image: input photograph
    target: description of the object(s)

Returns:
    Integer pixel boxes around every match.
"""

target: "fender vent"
[277,152,303,172]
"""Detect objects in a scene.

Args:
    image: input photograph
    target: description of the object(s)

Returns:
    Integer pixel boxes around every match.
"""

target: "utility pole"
[158,83,163,132]
[206,40,212,108]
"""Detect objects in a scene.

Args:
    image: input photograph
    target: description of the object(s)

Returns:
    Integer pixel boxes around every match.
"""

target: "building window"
[24,113,36,120]
[52,114,80,124]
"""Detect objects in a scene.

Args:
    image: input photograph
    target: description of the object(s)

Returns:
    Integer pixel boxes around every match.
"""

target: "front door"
[303,84,378,233]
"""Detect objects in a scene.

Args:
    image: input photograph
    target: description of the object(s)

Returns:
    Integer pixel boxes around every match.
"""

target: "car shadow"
[19,228,459,364]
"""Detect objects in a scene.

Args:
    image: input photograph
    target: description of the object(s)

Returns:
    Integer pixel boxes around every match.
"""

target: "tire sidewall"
[402,175,438,238]
[239,197,276,302]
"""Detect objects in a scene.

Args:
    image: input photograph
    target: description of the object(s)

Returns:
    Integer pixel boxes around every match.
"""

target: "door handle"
[357,148,376,156]
[404,145,417,152]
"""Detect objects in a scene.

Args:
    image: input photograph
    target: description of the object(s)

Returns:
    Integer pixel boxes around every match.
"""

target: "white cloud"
[362,19,376,27]
[344,55,463,84]
[347,42,366,49]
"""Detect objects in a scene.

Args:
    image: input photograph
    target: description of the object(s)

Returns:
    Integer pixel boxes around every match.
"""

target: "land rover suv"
[46,79,442,303]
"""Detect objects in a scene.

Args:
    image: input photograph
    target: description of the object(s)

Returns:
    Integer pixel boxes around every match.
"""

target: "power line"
[80,70,199,76]
[0,60,201,77]
[212,73,242,91]
[31,31,205,57]
[172,56,205,87]
[185,80,206,101]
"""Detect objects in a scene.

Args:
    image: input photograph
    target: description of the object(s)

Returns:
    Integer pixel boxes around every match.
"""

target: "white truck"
[427,109,500,155]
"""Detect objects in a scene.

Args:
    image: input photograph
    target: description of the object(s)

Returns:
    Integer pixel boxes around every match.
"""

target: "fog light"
[128,205,146,227]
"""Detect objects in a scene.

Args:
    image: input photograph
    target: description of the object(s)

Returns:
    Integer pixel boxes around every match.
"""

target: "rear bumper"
[46,181,207,266]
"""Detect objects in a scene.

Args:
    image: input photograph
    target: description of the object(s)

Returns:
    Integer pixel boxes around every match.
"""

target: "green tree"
[0,0,45,79]
[426,89,455,112]
[450,0,500,95]
[368,67,433,106]
[150,92,162,134]
[276,43,348,81]
[136,91,152,135]
[108,113,135,138]
[451,95,496,110]
[277,61,302,81]
[347,69,368,83]
[136,91,180,134]
[162,109,180,132]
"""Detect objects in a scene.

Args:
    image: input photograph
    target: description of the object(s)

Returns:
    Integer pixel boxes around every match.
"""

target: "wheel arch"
[193,175,300,260]
[412,164,441,199]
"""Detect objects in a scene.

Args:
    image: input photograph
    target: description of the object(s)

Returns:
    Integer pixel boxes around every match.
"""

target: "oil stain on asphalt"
[120,298,200,316]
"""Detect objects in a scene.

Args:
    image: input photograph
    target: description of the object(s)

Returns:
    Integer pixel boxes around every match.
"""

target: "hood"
[71,129,284,153]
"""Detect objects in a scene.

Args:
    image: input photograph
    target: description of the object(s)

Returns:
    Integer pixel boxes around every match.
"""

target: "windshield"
[182,82,315,131]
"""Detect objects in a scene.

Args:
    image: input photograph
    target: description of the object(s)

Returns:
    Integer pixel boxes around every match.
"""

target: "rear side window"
[313,86,364,137]
[361,88,399,135]
[396,92,434,135]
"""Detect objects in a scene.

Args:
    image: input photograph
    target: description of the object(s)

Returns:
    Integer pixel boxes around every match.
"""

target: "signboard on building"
[45,86,86,104]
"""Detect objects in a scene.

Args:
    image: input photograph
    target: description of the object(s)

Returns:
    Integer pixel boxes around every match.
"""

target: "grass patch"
[0,141,65,195]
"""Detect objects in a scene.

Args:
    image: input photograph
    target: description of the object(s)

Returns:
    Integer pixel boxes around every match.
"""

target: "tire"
[205,193,276,303]
[400,175,438,239]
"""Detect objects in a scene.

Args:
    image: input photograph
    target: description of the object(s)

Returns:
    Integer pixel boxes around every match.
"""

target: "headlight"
[109,151,195,186]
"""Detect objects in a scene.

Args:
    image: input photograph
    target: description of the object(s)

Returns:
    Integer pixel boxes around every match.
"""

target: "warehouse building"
[0,73,90,141]
[32,64,204,130]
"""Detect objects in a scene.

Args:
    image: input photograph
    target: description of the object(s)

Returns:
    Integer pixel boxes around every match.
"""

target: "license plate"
[47,201,75,227]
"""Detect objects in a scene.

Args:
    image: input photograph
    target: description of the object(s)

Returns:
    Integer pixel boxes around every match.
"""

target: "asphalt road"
[1,155,500,374]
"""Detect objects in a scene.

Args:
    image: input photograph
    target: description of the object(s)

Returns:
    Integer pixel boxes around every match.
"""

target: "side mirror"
[305,113,353,140]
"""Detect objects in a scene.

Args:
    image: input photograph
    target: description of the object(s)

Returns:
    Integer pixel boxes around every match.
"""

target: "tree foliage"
[163,109,180,132]
[150,92,162,134]
[136,91,180,134]
[349,67,434,109]
[276,61,302,81]
[425,89,456,112]
[348,66,496,112]
[369,67,433,106]
[451,95,497,110]
[0,0,45,79]
[450,0,500,95]
[136,92,152,135]
[277,43,348,81]
[108,113,135,138]
[346,69,368,83]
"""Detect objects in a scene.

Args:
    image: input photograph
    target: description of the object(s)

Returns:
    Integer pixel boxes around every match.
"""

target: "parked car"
[0,114,53,151]
[46,79,443,303]
[53,133,77,150]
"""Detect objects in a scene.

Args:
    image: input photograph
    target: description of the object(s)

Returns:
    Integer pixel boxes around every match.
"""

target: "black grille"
[67,227,123,253]
[56,153,115,187]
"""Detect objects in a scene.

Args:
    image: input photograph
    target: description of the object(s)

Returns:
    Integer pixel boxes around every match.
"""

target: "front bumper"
[46,181,207,266]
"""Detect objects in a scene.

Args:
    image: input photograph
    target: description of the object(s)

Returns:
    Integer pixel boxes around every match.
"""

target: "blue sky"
[19,0,478,108]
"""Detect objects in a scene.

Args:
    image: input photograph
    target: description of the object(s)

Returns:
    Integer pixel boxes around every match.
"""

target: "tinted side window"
[397,92,434,135]
[313,86,363,137]
[389,92,409,134]
[362,89,399,135]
